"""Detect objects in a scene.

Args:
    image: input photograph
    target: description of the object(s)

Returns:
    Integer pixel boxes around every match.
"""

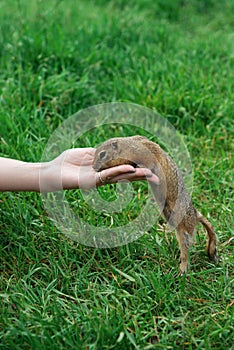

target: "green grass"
[0,0,233,349]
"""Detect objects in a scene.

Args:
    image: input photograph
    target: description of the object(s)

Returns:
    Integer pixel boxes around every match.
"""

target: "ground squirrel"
[93,135,218,274]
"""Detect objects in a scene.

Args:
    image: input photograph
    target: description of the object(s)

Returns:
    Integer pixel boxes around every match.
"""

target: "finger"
[110,173,159,184]
[100,164,137,178]
[107,168,160,184]
[95,165,135,186]
[133,168,159,184]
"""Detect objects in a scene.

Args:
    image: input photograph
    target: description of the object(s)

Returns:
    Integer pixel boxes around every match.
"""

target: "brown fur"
[93,135,218,274]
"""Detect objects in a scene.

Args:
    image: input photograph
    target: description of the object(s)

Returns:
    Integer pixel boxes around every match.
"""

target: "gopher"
[93,135,218,274]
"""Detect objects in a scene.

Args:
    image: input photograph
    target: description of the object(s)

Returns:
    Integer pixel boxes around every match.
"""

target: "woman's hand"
[42,148,159,191]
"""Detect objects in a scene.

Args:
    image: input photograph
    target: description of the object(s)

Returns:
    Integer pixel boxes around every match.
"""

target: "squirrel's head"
[93,138,136,171]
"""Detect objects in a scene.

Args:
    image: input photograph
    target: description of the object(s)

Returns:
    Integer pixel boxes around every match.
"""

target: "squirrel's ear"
[111,141,118,150]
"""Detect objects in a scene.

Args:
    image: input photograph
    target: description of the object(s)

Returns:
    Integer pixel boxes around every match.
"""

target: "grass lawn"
[0,0,233,349]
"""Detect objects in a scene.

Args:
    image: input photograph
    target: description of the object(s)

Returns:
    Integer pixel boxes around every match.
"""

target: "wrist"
[0,157,64,192]
[39,160,63,193]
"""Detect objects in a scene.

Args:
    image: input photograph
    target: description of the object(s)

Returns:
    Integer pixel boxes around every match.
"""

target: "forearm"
[0,157,49,192]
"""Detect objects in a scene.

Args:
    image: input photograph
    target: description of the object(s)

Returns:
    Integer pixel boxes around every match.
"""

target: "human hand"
[41,148,159,191]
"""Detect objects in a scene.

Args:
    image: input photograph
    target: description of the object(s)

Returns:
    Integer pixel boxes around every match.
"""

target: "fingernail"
[146,173,152,178]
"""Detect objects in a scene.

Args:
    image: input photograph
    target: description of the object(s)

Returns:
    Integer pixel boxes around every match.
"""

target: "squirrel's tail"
[197,211,218,262]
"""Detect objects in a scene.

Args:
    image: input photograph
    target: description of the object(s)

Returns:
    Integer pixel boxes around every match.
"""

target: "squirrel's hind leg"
[175,228,193,275]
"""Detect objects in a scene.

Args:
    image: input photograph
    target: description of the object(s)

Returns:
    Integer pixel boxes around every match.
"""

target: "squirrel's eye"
[99,150,106,160]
